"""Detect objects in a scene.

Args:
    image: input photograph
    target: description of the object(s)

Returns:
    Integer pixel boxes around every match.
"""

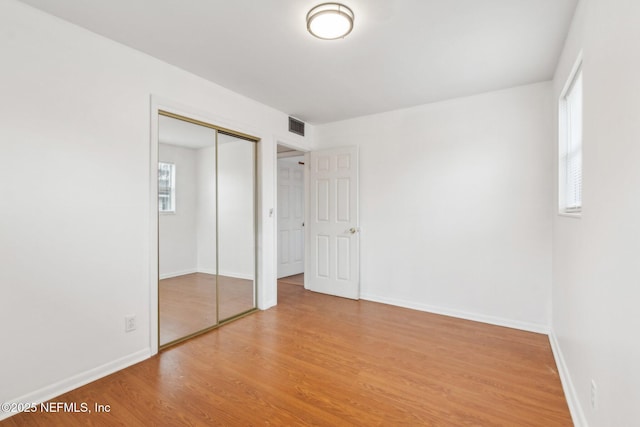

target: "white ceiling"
[19,0,578,124]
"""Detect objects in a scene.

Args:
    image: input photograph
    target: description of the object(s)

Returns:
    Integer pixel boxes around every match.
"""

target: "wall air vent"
[288,117,305,137]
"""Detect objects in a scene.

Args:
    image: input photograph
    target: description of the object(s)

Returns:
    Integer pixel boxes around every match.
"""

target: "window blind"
[562,68,583,212]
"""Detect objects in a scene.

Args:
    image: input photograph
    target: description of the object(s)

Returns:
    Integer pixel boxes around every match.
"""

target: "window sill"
[558,211,581,219]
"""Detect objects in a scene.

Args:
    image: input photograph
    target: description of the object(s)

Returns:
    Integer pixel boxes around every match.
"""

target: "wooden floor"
[160,273,254,345]
[5,282,571,426]
[278,273,304,286]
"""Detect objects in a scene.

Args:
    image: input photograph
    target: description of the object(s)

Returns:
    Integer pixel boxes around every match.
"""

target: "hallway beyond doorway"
[278,273,304,286]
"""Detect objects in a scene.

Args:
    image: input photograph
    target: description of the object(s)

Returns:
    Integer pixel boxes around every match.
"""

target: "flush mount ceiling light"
[306,3,354,40]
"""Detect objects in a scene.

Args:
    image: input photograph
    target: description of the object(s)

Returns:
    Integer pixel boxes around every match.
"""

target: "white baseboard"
[549,331,587,427]
[277,269,304,279]
[359,293,549,334]
[159,268,197,280]
[0,348,150,422]
[260,299,277,310]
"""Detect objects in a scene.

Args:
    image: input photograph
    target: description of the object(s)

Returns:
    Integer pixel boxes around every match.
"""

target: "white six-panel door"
[306,146,359,299]
[277,158,305,278]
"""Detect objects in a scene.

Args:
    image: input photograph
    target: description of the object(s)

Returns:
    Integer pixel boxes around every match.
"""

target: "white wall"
[315,82,553,331]
[158,143,198,278]
[0,0,310,417]
[160,139,254,280]
[551,0,640,425]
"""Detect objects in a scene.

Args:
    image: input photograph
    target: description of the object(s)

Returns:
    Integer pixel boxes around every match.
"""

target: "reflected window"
[158,162,175,213]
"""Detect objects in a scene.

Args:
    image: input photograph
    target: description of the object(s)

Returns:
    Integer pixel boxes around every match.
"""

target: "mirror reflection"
[158,114,257,347]
[217,133,256,321]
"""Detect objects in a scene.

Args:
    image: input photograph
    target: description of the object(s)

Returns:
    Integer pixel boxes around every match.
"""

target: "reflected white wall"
[196,145,217,274]
[218,138,255,279]
[158,143,198,278]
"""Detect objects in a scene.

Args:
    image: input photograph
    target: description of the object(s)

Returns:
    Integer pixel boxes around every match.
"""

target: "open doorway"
[277,144,305,289]
[276,144,361,300]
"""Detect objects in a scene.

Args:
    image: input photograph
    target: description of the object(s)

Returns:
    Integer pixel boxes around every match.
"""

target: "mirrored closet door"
[158,112,257,348]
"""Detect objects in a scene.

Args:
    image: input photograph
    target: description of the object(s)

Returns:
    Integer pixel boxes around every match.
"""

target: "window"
[559,62,583,214]
[158,162,175,213]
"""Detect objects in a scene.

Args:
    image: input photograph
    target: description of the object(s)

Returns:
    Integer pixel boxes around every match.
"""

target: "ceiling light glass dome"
[307,3,354,40]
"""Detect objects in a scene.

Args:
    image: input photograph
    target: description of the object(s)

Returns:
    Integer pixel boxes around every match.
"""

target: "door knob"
[348,227,359,234]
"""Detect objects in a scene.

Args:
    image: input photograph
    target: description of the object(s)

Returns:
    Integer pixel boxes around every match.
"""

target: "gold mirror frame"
[157,110,259,350]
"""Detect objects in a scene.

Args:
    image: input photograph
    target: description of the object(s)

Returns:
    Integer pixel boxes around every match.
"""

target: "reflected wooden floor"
[160,273,254,345]
[5,282,571,426]
[217,275,254,321]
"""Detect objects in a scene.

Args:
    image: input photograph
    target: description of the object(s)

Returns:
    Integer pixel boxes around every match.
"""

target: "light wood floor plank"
[4,282,571,426]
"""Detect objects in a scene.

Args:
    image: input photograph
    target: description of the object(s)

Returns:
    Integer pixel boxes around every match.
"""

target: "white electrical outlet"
[590,379,597,409]
[125,315,136,332]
